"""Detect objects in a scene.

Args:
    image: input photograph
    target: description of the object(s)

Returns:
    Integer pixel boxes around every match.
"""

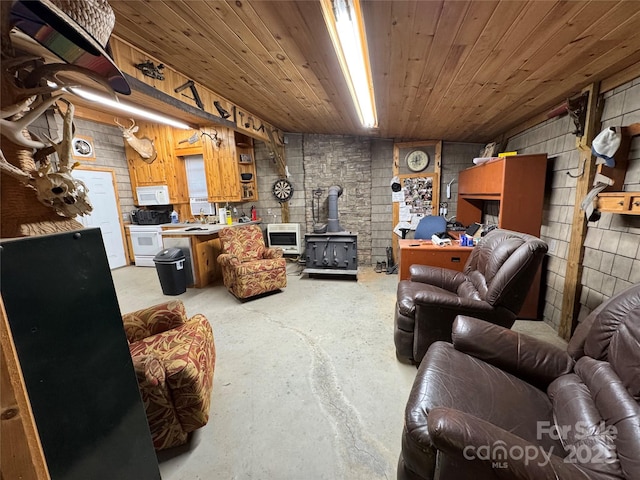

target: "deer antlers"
[0,55,100,217]
[114,117,158,164]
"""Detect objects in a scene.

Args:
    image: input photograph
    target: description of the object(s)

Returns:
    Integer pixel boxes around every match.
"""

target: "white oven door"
[130,230,162,257]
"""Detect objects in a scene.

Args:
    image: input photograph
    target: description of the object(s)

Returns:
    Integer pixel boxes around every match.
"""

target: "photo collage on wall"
[392,175,435,236]
[402,176,434,216]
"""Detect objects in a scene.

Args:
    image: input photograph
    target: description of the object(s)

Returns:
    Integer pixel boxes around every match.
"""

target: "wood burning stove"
[302,185,357,278]
[303,232,358,276]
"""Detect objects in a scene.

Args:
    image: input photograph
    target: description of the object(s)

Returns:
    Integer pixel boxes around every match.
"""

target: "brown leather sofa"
[395,229,548,364]
[398,282,640,480]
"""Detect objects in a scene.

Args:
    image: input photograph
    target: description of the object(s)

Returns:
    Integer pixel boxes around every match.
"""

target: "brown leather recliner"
[395,229,548,364]
[398,282,640,480]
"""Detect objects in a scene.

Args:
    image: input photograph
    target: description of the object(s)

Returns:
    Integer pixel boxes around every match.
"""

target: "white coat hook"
[446,178,456,199]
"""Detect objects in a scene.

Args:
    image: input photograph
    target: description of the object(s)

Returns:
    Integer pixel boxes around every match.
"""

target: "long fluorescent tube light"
[321,0,377,128]
[68,87,191,129]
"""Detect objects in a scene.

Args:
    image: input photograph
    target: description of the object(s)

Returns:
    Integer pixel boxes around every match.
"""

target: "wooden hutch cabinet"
[457,154,548,318]
[457,154,547,236]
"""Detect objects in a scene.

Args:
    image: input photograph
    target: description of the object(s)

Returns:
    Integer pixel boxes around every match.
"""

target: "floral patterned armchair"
[122,300,215,450]
[217,225,287,299]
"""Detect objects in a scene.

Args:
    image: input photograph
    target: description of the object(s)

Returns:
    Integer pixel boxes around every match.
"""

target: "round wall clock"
[406,150,429,172]
[272,178,293,203]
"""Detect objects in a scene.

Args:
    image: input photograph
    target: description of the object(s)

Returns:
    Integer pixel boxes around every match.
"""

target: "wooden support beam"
[265,128,290,223]
[1,297,50,480]
[391,140,442,263]
[123,74,236,129]
[558,83,602,340]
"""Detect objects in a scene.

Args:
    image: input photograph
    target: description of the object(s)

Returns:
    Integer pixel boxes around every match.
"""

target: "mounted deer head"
[115,118,157,164]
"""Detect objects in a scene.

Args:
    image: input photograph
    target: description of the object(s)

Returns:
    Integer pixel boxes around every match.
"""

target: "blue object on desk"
[414,215,447,240]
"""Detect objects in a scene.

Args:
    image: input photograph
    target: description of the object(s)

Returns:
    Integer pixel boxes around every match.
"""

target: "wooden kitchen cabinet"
[125,122,188,204]
[202,126,242,202]
[173,128,207,163]
[126,122,261,206]
[124,226,135,264]
[125,122,167,187]
[161,126,189,204]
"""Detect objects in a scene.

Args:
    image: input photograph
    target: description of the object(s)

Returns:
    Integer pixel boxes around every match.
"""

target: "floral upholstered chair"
[122,300,215,450]
[217,224,287,299]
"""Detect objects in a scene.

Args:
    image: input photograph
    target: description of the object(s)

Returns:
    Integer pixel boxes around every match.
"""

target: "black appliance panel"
[134,209,171,225]
[0,229,161,480]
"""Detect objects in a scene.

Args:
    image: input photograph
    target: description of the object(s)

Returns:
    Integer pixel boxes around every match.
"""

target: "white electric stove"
[127,224,168,267]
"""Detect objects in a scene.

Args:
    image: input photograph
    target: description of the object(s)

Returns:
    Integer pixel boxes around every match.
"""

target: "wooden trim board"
[1,297,50,480]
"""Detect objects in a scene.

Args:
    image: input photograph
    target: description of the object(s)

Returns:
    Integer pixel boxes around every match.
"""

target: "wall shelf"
[597,192,640,214]
[595,123,640,214]
[235,132,258,202]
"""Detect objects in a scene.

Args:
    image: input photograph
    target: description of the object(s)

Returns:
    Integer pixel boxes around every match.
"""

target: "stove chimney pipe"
[326,185,344,233]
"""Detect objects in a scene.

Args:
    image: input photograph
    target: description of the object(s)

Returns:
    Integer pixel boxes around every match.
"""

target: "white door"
[73,169,127,269]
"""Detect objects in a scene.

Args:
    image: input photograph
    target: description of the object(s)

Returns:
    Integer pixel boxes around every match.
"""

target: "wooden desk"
[399,239,473,280]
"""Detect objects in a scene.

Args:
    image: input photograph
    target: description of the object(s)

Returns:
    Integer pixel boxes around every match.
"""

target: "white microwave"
[136,185,170,206]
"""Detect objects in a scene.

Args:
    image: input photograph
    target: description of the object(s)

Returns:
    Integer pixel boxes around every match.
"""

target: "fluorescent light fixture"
[67,87,191,130]
[321,0,377,128]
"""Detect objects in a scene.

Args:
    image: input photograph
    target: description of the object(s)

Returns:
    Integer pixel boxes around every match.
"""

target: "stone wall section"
[301,135,373,265]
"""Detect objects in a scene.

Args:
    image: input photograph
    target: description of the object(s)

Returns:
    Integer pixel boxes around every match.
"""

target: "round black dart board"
[272,178,294,202]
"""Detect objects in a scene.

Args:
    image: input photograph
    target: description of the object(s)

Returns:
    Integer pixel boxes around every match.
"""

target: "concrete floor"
[112,263,566,480]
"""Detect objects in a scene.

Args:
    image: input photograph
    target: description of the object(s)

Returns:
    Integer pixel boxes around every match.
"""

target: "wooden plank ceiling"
[110,0,640,143]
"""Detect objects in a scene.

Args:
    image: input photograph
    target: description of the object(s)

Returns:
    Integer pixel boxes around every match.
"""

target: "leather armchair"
[398,282,640,480]
[395,228,547,364]
[218,224,287,299]
[122,300,215,450]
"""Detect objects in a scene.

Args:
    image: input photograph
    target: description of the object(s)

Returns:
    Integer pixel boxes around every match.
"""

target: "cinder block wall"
[440,142,484,220]
[253,137,306,226]
[47,116,133,222]
[505,76,640,331]
[370,139,394,264]
[580,79,640,318]
[77,119,133,218]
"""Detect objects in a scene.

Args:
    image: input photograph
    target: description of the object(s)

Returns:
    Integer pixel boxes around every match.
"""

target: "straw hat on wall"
[10,0,130,94]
